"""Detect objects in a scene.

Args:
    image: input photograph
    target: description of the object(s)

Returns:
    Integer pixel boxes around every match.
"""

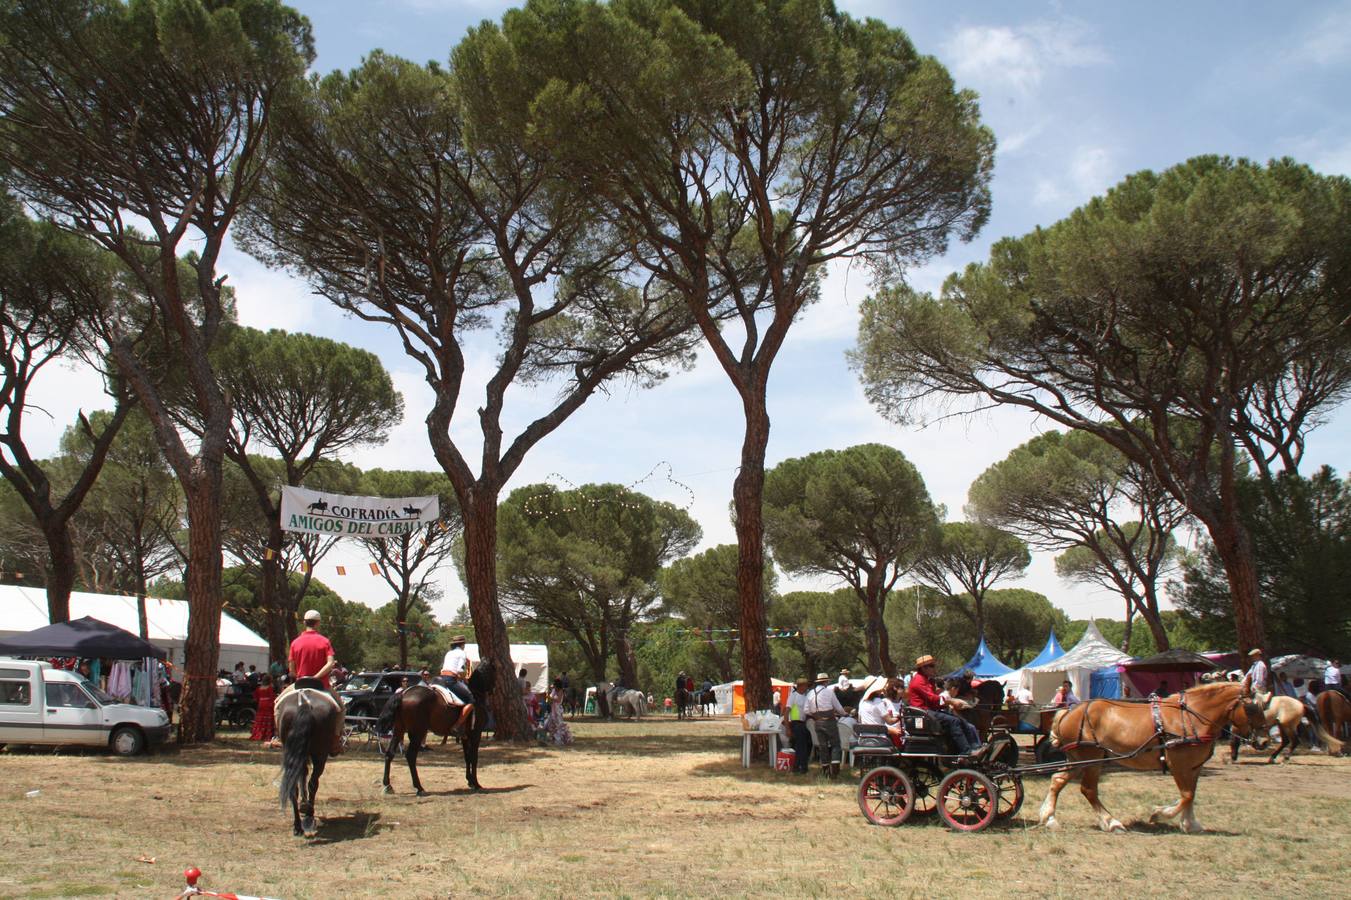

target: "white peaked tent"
[1018,621,1131,703]
[0,584,269,672]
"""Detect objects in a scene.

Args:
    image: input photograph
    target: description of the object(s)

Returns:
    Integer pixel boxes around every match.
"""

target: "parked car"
[338,671,424,721]
[0,659,171,756]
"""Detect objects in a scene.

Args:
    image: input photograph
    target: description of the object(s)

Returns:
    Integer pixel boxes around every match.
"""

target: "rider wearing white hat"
[275,608,345,754]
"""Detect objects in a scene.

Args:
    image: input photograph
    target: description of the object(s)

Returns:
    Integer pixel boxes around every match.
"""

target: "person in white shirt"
[782,677,812,773]
[837,668,852,690]
[1241,648,1270,701]
[1325,659,1345,698]
[803,672,847,778]
[1014,685,1035,706]
[858,678,904,740]
[439,635,473,704]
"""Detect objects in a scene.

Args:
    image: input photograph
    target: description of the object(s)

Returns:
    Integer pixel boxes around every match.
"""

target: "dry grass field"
[4,716,1349,899]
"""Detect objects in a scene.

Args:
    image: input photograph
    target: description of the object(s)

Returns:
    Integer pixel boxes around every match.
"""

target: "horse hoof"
[1108,820,1127,834]
[1042,817,1059,830]
[382,785,393,795]
[416,789,429,798]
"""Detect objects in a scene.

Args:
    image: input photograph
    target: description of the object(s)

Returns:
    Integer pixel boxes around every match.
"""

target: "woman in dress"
[251,673,276,744]
[546,678,573,746]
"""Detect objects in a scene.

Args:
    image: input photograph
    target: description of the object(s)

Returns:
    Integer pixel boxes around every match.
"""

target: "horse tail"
[377,689,401,734]
[637,692,648,717]
[1312,718,1343,755]
[279,695,315,810]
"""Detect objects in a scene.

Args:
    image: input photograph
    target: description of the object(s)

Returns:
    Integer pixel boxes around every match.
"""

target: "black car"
[338,671,425,720]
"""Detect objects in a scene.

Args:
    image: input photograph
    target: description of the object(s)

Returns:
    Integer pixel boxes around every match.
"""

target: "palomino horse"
[1038,682,1264,834]
[1316,690,1350,752]
[277,685,343,837]
[1239,695,1338,764]
[381,661,494,796]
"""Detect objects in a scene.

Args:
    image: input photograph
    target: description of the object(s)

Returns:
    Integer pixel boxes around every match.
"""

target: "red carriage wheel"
[937,768,999,832]
[989,767,1024,820]
[857,766,915,827]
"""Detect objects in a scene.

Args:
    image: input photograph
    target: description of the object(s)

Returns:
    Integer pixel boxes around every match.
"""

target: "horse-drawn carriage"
[851,706,1025,832]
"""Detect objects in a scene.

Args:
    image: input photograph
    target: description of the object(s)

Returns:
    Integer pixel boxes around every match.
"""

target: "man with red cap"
[908,655,981,756]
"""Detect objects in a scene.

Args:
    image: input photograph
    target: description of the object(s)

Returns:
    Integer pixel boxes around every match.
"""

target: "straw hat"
[814,672,830,684]
[1248,648,1263,658]
[860,675,887,702]
[915,654,936,669]
[450,634,467,645]
[794,676,810,688]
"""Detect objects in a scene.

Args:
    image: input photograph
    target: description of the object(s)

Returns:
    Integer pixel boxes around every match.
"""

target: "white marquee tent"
[1017,621,1132,703]
[0,584,269,673]
[464,643,549,693]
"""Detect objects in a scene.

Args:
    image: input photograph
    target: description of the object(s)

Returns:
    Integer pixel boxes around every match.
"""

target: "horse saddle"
[430,684,466,707]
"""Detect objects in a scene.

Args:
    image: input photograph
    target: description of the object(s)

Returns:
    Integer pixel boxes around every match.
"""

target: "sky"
[22,0,1351,625]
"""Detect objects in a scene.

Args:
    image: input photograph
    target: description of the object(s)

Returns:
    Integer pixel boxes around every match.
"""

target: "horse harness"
[1061,690,1228,774]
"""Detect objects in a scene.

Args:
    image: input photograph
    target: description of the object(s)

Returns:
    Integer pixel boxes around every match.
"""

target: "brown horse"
[1038,682,1264,833]
[1316,690,1351,753]
[381,661,493,796]
[277,687,342,837]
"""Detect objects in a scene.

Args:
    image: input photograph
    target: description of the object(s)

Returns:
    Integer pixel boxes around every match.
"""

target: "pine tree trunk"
[262,522,288,664]
[1209,514,1267,654]
[461,493,531,740]
[43,527,76,623]
[615,631,639,689]
[1121,602,1134,653]
[877,595,896,677]
[732,396,772,711]
[177,472,225,744]
[397,595,410,670]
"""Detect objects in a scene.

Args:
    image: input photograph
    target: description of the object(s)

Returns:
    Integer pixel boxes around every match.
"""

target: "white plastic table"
[741,729,780,767]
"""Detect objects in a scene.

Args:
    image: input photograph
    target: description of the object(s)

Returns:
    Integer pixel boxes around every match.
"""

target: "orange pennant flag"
[336,566,346,576]
[369,562,380,575]
[300,561,310,574]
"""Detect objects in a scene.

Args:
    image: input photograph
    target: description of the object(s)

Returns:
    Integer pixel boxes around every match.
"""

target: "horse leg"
[290,766,303,836]
[405,727,429,797]
[1037,765,1079,829]
[382,719,405,794]
[465,724,482,791]
[1078,762,1125,833]
[302,753,326,838]
[1268,725,1291,764]
[1168,761,1205,834]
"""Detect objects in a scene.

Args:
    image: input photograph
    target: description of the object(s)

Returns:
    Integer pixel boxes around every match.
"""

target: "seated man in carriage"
[908,656,982,757]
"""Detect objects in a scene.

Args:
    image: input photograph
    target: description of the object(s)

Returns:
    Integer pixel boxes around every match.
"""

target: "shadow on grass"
[307,811,385,843]
[1121,820,1241,837]
[383,783,533,799]
[565,732,739,757]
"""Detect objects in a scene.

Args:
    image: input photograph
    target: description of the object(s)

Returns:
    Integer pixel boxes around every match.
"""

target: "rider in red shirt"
[276,609,344,755]
[910,655,981,756]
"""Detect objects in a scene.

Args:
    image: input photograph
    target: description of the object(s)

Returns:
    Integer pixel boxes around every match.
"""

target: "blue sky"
[28,1,1351,623]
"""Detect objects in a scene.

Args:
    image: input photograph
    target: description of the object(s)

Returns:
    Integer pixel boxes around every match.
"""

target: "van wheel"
[111,726,145,757]
[231,708,256,728]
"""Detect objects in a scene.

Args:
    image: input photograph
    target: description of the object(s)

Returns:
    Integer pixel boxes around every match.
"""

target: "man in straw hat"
[803,671,847,778]
[1240,648,1270,704]
[908,655,980,757]
[439,634,475,706]
[783,676,814,773]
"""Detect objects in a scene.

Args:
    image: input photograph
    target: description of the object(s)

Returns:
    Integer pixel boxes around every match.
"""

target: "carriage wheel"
[906,761,943,816]
[857,766,915,827]
[993,735,1020,768]
[937,769,999,833]
[987,764,1024,820]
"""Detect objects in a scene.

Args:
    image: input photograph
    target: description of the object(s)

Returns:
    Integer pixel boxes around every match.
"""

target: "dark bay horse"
[1038,682,1263,833]
[277,686,342,837]
[381,661,493,796]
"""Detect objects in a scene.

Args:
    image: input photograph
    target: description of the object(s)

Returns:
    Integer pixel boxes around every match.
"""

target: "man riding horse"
[273,609,344,757]
[439,635,475,707]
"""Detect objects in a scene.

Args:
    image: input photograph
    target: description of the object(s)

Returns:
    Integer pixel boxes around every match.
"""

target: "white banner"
[280,485,440,538]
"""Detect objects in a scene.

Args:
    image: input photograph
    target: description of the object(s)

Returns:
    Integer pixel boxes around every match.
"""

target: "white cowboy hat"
[860,675,887,702]
[303,609,321,622]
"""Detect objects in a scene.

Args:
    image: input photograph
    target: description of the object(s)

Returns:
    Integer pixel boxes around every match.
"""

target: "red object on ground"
[184,868,201,886]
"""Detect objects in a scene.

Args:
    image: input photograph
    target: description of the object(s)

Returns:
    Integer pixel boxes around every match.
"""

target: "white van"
[0,659,171,755]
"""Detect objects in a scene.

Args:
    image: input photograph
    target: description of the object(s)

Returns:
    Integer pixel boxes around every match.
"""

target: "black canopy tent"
[0,616,166,660]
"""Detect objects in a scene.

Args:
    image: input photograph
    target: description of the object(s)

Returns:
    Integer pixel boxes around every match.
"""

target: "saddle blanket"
[430,684,466,707]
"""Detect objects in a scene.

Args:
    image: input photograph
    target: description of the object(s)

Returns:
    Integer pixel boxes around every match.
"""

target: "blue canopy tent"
[1024,631,1066,669]
[942,636,1014,680]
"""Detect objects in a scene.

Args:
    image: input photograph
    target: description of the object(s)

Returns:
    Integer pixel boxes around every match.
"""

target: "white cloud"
[1297,5,1351,66]
[1033,145,1116,210]
[943,19,1108,96]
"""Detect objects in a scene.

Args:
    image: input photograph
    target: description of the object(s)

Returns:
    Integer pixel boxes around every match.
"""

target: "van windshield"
[83,683,116,705]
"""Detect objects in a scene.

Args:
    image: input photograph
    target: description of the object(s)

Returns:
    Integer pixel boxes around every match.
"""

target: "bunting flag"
[299,561,310,574]
[369,562,380,575]
[263,548,276,560]
[335,566,346,576]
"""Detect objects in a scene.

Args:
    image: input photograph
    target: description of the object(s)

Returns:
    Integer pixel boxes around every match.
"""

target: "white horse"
[605,684,647,719]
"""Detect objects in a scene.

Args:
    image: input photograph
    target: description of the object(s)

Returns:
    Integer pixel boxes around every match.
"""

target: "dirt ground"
[4,716,1349,898]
